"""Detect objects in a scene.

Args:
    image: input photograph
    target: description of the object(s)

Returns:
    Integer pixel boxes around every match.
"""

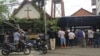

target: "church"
[0,0,52,35]
[13,0,51,19]
[12,0,51,33]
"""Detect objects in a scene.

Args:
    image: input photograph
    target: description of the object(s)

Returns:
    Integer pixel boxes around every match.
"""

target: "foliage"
[9,16,45,32]
[32,19,44,32]
[47,18,60,31]
[15,19,33,23]
[0,0,17,24]
[0,0,60,33]
[0,1,8,24]
[0,19,3,24]
[9,0,16,3]
[0,0,17,14]
[0,5,8,13]
[9,17,59,33]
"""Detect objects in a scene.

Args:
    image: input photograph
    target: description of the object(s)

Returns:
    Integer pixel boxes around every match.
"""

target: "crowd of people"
[0,28,100,51]
[48,28,100,50]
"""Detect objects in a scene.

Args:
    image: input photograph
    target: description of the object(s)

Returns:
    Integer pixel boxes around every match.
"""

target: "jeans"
[69,39,74,47]
[60,38,66,45]
[94,38,99,48]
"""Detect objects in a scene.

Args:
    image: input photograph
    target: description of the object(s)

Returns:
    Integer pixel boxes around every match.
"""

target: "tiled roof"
[71,8,93,16]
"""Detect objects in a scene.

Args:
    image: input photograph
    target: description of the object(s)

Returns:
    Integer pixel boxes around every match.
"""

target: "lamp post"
[43,0,47,39]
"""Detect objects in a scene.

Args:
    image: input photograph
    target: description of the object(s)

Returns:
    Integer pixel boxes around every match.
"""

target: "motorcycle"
[1,41,31,55]
[32,38,48,54]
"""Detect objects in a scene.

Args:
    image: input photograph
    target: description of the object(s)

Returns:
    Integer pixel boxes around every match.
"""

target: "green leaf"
[9,0,16,3]
[0,0,4,3]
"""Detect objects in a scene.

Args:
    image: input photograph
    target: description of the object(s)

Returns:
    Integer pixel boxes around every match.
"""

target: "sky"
[17,0,92,16]
[45,0,92,16]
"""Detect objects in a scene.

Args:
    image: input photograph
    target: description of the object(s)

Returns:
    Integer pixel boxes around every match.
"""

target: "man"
[4,32,9,43]
[68,31,75,47]
[13,29,21,44]
[48,28,55,50]
[88,29,94,46]
[77,29,86,47]
[94,29,100,48]
[58,29,66,48]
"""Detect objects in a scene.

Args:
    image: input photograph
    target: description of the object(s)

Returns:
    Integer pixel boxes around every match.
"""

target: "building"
[92,0,96,5]
[92,0,96,15]
[71,8,93,16]
[0,0,51,34]
[13,0,51,19]
[58,15,100,30]
[96,0,100,15]
[57,8,100,30]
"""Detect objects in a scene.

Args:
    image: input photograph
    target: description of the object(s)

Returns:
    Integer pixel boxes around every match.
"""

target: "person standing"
[88,29,94,46]
[94,29,100,48]
[68,31,75,47]
[48,28,56,50]
[13,29,21,44]
[65,30,69,46]
[77,29,86,47]
[4,32,9,43]
[58,29,66,48]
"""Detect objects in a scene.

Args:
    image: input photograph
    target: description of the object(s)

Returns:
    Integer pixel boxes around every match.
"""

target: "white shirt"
[88,30,94,38]
[13,32,21,41]
[58,30,65,38]
[83,31,85,38]
[68,32,75,39]
[4,35,9,43]
[58,30,61,38]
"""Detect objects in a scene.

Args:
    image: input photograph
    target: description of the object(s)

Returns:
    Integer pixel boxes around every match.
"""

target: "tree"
[0,0,8,20]
[0,0,26,33]
[0,0,17,20]
[47,18,60,32]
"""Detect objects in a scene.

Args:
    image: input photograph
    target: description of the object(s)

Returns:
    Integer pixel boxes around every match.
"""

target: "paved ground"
[0,47,100,56]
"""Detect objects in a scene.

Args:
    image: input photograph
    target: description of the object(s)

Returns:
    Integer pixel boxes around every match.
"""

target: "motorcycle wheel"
[42,47,47,54]
[23,48,31,55]
[33,44,38,50]
[1,50,9,55]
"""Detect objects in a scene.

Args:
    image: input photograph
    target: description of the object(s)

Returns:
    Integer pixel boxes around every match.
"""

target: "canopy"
[58,15,100,28]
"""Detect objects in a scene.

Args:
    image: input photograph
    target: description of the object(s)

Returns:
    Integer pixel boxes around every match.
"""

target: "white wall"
[96,0,100,15]
[15,3,40,19]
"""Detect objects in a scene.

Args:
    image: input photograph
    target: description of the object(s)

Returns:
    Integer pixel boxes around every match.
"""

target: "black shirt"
[94,32,100,39]
[48,30,55,39]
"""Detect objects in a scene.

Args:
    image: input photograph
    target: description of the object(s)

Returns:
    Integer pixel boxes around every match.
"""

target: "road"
[0,47,100,56]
